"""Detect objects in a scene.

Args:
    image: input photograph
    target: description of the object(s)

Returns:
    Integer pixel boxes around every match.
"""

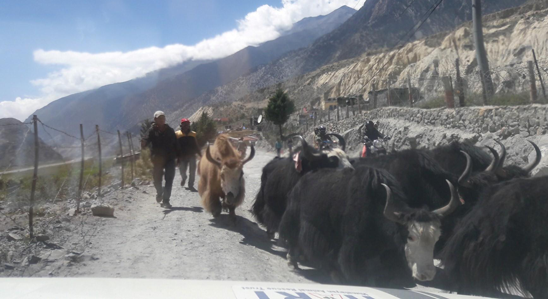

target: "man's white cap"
[154,111,165,119]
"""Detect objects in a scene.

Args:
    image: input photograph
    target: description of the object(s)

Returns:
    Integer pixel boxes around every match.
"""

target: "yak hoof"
[287,253,299,269]
[212,208,222,218]
[266,230,275,239]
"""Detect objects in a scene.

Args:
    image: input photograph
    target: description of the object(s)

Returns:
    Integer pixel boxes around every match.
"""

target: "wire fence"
[0,116,140,241]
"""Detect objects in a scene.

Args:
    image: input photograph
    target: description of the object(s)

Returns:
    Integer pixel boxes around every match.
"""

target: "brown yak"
[198,134,255,221]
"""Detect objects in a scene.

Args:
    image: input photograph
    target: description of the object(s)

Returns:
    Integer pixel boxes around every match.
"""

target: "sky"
[0,0,365,121]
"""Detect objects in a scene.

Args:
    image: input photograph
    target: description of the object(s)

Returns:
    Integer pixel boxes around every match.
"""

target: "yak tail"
[251,166,269,223]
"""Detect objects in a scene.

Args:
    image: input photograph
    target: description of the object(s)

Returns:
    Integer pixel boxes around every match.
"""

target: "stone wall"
[299,104,548,176]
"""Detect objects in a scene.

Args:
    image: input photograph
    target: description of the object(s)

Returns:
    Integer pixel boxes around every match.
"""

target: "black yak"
[431,140,541,182]
[441,175,548,298]
[279,166,461,287]
[251,134,352,238]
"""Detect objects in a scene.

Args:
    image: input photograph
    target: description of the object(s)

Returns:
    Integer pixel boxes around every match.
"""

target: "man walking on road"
[141,111,179,208]
[175,118,201,192]
[275,139,282,157]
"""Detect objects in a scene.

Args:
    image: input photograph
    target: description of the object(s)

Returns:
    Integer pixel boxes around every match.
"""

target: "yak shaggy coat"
[198,134,251,218]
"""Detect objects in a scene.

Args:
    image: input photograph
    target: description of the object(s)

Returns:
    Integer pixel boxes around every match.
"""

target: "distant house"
[321,98,338,110]
[366,88,420,107]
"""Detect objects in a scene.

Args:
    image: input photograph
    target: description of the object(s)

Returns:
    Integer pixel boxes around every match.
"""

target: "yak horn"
[206,145,222,169]
[494,140,507,169]
[282,133,302,142]
[522,141,542,174]
[382,183,406,225]
[458,151,472,185]
[295,135,322,160]
[242,145,255,165]
[484,146,500,173]
[433,180,462,217]
[326,133,346,151]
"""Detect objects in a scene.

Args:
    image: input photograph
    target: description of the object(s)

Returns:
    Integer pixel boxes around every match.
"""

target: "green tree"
[191,112,218,146]
[264,89,295,139]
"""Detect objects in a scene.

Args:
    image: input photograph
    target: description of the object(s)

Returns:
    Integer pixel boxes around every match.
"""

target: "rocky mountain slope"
[168,0,528,120]
[212,0,548,114]
[0,118,63,169]
[28,6,356,141]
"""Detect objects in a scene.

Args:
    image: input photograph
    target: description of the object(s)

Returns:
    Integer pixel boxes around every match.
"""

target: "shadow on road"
[209,214,287,259]
[293,268,332,284]
[162,206,203,217]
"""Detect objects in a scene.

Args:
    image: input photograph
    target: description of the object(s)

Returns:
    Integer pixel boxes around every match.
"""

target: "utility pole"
[532,49,547,101]
[473,0,494,99]
[528,61,538,103]
[455,58,466,107]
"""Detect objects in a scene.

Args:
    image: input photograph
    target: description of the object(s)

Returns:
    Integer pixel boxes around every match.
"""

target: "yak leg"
[287,246,300,269]
[203,190,222,218]
[228,206,237,224]
[266,228,275,239]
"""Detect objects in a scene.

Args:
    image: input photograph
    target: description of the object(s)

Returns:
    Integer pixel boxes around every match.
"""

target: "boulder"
[91,204,115,217]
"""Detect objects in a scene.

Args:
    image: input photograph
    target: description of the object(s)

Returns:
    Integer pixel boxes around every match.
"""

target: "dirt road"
[31,150,326,283]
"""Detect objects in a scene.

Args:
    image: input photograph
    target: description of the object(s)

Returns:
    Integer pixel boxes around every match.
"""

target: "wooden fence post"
[29,115,39,238]
[479,70,488,105]
[117,130,124,189]
[455,58,466,107]
[442,76,455,108]
[532,49,547,102]
[407,74,413,107]
[128,132,135,183]
[372,83,378,109]
[96,125,102,198]
[387,79,392,106]
[346,100,349,119]
[528,61,538,103]
[336,105,340,121]
[328,108,331,121]
[77,124,84,213]
[358,96,362,114]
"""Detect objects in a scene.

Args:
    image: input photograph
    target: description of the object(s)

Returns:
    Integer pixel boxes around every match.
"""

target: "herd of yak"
[200,133,546,298]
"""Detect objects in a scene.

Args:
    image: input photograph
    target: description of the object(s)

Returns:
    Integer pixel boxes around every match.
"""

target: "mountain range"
[27,6,356,142]
[28,0,528,144]
[0,118,63,169]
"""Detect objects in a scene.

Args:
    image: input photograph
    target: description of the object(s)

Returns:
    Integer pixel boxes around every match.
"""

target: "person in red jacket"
[175,118,201,192]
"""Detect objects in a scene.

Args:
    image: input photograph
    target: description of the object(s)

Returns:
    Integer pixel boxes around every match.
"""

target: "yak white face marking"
[405,220,441,281]
[220,166,244,205]
[325,148,353,170]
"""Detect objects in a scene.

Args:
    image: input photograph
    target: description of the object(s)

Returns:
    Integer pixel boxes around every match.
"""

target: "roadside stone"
[7,232,22,241]
[28,255,41,264]
[4,263,15,270]
[36,235,50,242]
[67,208,78,217]
[91,204,115,217]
